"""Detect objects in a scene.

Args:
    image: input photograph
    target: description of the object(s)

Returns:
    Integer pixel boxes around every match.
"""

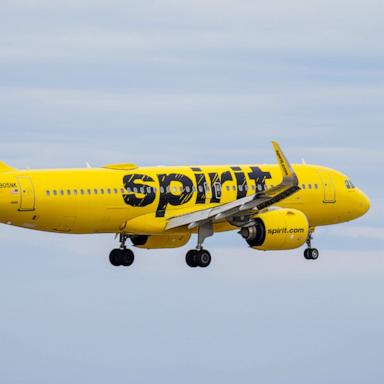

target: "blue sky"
[0,1,383,383]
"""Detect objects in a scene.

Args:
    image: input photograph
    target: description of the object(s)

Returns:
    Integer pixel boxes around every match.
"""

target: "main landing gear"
[109,234,135,267]
[185,222,214,268]
[304,233,319,260]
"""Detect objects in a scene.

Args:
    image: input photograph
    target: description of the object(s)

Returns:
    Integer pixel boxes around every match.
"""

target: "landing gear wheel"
[109,249,122,266]
[121,249,135,267]
[309,248,319,260]
[197,250,212,268]
[304,248,319,260]
[109,248,135,267]
[186,250,198,268]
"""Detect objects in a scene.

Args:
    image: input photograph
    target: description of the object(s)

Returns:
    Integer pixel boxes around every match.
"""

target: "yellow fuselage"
[0,164,370,236]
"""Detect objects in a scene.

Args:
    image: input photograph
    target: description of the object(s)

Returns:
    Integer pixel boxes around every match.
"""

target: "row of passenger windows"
[47,188,125,197]
[46,184,266,197]
[301,184,319,190]
[46,183,320,197]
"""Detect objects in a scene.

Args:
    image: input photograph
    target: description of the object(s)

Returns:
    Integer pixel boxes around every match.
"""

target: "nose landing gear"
[304,233,319,260]
[109,234,135,267]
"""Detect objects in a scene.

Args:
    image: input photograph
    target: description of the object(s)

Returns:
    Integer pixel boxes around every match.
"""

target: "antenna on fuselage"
[86,162,92,168]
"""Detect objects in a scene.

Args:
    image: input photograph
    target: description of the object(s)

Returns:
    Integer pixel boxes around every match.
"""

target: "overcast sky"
[0,1,383,383]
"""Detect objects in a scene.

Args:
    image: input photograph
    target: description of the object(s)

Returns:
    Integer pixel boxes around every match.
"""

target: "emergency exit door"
[17,176,36,211]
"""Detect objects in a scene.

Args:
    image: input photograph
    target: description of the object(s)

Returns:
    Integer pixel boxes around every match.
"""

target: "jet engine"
[130,234,191,249]
[240,209,309,251]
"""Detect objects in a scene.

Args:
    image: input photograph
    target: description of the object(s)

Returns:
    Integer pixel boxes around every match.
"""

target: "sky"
[0,0,383,383]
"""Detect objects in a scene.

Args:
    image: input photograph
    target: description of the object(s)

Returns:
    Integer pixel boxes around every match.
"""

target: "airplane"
[0,142,370,268]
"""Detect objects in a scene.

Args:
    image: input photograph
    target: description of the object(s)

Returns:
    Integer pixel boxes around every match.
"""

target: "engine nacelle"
[240,209,309,251]
[130,234,191,249]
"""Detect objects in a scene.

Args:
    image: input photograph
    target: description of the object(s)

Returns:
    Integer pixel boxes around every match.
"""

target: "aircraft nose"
[358,189,370,217]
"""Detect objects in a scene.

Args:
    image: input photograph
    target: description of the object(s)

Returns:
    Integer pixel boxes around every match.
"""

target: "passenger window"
[74,190,78,195]
[94,189,98,195]
[87,189,91,195]
[60,190,64,196]
[46,191,50,196]
[121,188,125,194]
[67,190,71,195]
[107,189,111,194]
[302,184,306,189]
[308,184,312,190]
[226,186,230,192]
[80,189,85,195]
[232,185,236,191]
[314,184,318,189]
[53,190,57,196]
[114,188,118,194]
[101,189,105,195]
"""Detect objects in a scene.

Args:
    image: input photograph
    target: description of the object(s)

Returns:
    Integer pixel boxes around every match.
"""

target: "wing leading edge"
[165,141,300,231]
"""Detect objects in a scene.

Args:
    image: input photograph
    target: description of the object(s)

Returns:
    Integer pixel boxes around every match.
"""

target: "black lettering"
[123,174,156,207]
[209,171,233,203]
[192,168,207,205]
[157,174,194,217]
[231,166,247,199]
[248,167,272,192]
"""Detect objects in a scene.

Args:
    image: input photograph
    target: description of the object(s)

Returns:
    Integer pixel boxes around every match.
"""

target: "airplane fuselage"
[0,163,370,235]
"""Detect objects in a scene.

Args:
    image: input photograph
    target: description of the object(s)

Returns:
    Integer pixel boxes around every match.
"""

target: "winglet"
[272,141,298,185]
[0,161,15,173]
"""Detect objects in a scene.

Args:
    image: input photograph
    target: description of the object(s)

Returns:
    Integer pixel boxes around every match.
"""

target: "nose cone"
[357,189,370,217]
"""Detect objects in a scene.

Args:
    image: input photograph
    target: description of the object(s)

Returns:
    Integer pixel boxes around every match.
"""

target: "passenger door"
[17,176,36,211]
[317,170,336,203]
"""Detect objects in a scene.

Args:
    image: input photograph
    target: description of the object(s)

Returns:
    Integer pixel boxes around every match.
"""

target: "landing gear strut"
[304,233,319,260]
[185,222,213,268]
[109,234,135,267]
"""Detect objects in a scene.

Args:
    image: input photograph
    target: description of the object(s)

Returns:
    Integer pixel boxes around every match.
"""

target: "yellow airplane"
[0,142,370,268]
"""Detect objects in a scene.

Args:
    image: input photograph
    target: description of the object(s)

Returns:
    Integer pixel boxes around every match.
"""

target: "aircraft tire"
[310,248,319,260]
[121,249,135,267]
[197,250,212,268]
[186,250,198,268]
[109,249,122,266]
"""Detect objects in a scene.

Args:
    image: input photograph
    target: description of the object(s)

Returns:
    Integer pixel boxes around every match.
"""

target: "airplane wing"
[165,141,300,231]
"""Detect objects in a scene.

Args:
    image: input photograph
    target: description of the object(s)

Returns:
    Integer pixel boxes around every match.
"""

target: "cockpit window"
[345,180,356,189]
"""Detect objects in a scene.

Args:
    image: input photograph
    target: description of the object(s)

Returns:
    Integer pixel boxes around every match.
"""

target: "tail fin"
[0,161,15,172]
